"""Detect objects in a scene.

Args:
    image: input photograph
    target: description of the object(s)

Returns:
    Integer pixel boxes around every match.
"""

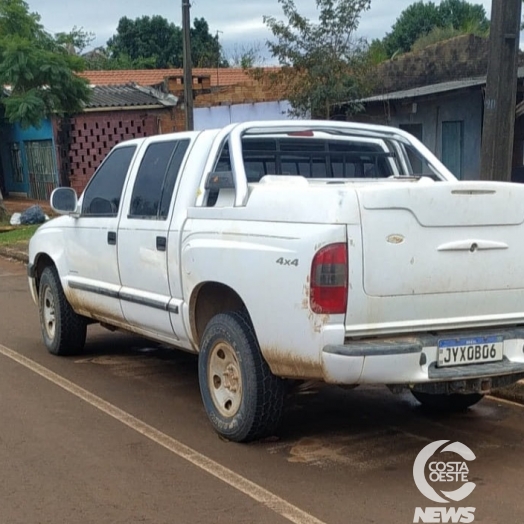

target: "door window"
[82,146,137,216]
[129,140,190,220]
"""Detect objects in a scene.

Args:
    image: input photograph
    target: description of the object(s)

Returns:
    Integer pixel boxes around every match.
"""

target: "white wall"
[194,101,296,130]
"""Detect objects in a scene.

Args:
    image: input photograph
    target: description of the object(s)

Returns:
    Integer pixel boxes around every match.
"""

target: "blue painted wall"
[384,90,484,180]
[0,118,55,195]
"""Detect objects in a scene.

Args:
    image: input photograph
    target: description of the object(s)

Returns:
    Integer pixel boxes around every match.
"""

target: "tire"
[198,312,286,443]
[411,391,484,412]
[38,266,87,356]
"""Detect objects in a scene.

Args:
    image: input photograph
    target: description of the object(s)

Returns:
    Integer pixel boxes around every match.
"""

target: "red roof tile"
[79,67,281,88]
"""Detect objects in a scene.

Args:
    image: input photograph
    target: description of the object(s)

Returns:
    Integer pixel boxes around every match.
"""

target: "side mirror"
[205,171,235,190]
[51,187,78,215]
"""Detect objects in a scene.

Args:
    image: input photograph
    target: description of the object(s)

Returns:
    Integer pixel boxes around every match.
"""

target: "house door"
[442,121,464,179]
[25,140,59,200]
[7,143,28,194]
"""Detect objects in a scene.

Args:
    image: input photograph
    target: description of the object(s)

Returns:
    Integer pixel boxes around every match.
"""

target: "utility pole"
[216,30,223,87]
[182,0,194,131]
[480,0,522,181]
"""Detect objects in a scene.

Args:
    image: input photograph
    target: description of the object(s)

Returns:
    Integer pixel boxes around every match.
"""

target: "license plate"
[437,336,504,368]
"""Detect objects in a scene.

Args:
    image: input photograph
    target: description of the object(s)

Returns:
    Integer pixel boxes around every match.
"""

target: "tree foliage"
[190,18,227,68]
[382,0,489,57]
[83,47,156,71]
[55,26,95,55]
[264,0,371,119]
[411,25,463,52]
[103,15,226,70]
[228,42,266,68]
[0,0,91,128]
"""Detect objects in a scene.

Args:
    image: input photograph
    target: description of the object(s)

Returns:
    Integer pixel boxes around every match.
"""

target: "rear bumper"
[321,327,524,389]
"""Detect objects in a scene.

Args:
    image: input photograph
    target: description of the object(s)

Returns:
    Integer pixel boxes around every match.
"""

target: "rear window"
[216,138,394,181]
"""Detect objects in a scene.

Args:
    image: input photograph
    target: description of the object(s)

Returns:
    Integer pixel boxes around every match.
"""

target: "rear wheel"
[38,266,87,356]
[198,312,286,442]
[411,391,484,412]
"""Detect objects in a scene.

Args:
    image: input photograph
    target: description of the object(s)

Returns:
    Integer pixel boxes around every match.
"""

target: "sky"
[27,0,495,61]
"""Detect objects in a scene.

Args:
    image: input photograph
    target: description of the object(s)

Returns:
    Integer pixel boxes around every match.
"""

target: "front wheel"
[198,312,286,443]
[411,391,484,412]
[38,266,87,356]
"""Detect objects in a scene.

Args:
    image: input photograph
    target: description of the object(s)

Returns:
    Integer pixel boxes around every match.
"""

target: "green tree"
[411,25,463,53]
[382,0,489,57]
[55,26,95,55]
[0,0,91,217]
[365,38,389,65]
[438,0,489,32]
[190,18,227,68]
[264,0,371,119]
[105,15,225,69]
[0,0,91,128]
[228,42,266,68]
[107,15,182,69]
[382,1,442,56]
[83,46,156,71]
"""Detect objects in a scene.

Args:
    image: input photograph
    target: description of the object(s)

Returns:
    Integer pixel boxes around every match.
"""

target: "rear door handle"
[107,231,117,245]
[156,236,167,252]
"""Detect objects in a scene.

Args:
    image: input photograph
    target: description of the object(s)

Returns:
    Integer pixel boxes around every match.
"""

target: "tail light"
[310,243,348,314]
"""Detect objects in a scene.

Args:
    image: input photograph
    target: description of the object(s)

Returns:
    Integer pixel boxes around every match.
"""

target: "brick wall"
[51,71,286,194]
[168,77,287,132]
[58,109,169,194]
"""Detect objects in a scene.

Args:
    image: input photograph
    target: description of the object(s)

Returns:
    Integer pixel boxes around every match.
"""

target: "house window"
[442,121,463,179]
[10,143,24,183]
[400,124,423,142]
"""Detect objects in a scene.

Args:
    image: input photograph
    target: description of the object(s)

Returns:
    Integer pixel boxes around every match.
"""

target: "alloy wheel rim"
[207,341,243,418]
[43,287,56,340]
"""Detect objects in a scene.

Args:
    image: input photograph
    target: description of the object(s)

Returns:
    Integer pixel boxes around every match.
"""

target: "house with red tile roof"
[1,84,178,199]
[80,67,290,133]
[79,68,281,89]
[2,67,292,200]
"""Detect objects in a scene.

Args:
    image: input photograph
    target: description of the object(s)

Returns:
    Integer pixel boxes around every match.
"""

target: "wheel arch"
[189,281,251,347]
[33,252,57,296]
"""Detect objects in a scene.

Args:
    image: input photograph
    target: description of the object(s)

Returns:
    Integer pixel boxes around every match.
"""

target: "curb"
[491,380,524,405]
[0,247,28,264]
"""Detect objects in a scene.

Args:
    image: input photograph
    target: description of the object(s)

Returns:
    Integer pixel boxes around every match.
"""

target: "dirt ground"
[2,196,53,217]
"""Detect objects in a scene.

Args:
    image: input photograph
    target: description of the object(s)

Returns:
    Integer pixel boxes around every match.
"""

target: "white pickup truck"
[28,120,524,442]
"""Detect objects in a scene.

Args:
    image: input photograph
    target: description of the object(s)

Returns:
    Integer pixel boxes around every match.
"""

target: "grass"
[0,224,40,246]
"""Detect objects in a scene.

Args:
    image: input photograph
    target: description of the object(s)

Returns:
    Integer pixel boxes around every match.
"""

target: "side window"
[82,146,136,217]
[159,140,190,219]
[129,140,190,219]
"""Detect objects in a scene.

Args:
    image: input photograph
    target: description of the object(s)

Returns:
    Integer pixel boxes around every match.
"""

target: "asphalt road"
[1,256,524,524]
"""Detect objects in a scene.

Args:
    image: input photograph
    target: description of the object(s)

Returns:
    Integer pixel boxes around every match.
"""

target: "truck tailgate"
[347,181,524,334]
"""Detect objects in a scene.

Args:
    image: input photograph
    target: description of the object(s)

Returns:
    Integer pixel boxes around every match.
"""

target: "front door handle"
[156,236,167,252]
[107,231,117,245]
